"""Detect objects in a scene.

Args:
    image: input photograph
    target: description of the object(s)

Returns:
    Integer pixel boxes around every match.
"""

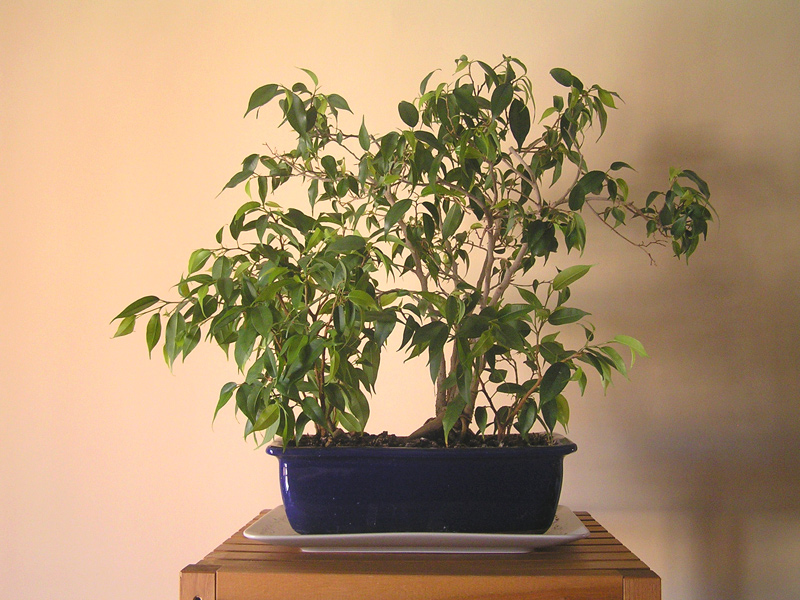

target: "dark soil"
[293,429,555,448]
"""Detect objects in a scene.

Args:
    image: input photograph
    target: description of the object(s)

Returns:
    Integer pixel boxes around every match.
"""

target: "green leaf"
[552,265,592,291]
[614,334,648,363]
[242,153,260,174]
[337,411,363,433]
[164,311,183,368]
[659,202,674,226]
[419,69,438,94]
[384,198,413,234]
[278,405,296,441]
[379,291,398,308]
[113,315,135,338]
[358,118,370,151]
[568,185,587,211]
[114,295,160,320]
[540,106,558,121]
[469,330,495,359]
[458,315,491,339]
[332,260,348,288]
[453,83,479,116]
[540,362,571,405]
[600,345,628,377]
[568,170,606,210]
[374,312,397,346]
[245,83,280,117]
[283,208,315,234]
[565,212,587,252]
[474,406,488,436]
[187,249,212,275]
[490,83,513,117]
[476,61,500,87]
[327,93,352,113]
[509,99,530,148]
[580,170,607,194]
[214,382,238,422]
[299,68,318,86]
[327,235,366,254]
[442,203,464,238]
[222,169,251,193]
[412,320,446,345]
[286,92,308,135]
[250,305,273,338]
[145,313,161,357]
[348,290,378,310]
[610,161,633,171]
[234,324,258,371]
[544,393,570,432]
[497,303,534,322]
[597,88,616,108]
[548,307,590,325]
[307,179,319,206]
[444,296,464,326]
[347,387,370,429]
[257,175,269,201]
[301,397,326,427]
[442,396,467,445]
[681,169,711,197]
[398,101,419,127]
[516,401,538,436]
[253,403,281,437]
[414,130,446,152]
[550,68,574,87]
[321,155,338,180]
[493,322,525,352]
[518,288,543,309]
[427,323,448,383]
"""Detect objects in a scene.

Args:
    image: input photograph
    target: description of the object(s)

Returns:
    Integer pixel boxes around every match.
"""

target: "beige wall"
[2,1,798,598]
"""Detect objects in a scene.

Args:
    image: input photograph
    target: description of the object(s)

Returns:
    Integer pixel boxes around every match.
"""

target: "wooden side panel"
[216,569,623,600]
[622,569,661,600]
[180,564,217,600]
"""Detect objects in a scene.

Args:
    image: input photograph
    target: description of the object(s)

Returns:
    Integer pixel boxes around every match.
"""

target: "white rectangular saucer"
[243,505,589,553]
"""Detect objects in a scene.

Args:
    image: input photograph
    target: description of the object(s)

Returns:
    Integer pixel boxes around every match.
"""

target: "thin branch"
[490,242,529,306]
[504,149,543,209]
[384,187,429,292]
[480,220,499,306]
[585,201,659,265]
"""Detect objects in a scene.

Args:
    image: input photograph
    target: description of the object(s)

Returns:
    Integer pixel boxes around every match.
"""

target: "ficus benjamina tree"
[113,55,714,446]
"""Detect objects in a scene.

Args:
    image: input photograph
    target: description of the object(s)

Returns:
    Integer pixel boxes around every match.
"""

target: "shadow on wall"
[611,129,800,599]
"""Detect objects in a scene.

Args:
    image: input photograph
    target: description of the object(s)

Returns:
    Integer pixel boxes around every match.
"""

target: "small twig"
[585,201,658,265]
[490,242,529,306]
[505,149,543,208]
[384,187,429,292]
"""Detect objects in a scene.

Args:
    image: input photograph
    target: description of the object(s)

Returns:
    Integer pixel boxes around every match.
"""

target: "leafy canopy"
[114,55,713,446]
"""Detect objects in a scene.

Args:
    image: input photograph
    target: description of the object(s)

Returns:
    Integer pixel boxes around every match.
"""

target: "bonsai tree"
[114,55,713,446]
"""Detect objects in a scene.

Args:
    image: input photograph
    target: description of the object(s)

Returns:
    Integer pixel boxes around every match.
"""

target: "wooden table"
[180,510,660,600]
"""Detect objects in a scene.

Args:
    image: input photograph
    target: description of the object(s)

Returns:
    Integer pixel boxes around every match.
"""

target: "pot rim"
[267,434,576,458]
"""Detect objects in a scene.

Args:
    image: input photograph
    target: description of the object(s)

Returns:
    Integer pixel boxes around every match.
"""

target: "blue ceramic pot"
[267,435,577,534]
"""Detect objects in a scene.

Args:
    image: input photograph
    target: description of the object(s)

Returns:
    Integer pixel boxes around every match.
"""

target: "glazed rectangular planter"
[266,435,577,534]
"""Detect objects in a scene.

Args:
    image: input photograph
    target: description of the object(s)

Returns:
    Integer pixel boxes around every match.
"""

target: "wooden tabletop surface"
[180,510,660,600]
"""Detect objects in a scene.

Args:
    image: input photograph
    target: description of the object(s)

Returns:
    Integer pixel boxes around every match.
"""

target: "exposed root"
[407,414,471,444]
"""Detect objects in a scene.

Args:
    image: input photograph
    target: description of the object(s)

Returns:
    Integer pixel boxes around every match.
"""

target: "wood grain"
[179,510,660,600]
[180,564,217,600]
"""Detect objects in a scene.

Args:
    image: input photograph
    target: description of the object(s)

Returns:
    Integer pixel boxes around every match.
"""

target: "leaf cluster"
[113,56,713,446]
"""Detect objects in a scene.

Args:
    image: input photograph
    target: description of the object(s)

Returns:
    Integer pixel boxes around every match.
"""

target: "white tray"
[243,505,589,553]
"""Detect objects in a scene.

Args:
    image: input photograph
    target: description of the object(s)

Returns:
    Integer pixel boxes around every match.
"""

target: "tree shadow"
[598,128,800,599]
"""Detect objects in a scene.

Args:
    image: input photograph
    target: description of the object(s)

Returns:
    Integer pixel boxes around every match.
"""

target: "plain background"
[2,1,799,598]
